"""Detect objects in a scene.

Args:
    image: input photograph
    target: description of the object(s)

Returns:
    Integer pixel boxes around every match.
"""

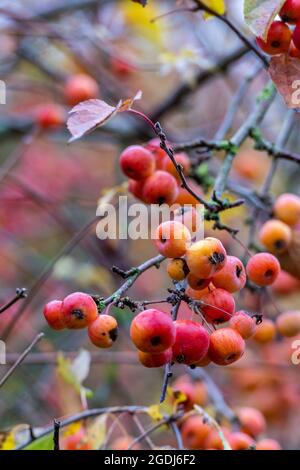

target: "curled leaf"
[67,91,142,142]
[244,0,286,40]
[269,55,300,109]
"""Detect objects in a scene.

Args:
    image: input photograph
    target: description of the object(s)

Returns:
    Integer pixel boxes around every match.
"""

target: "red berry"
[246,252,280,286]
[143,170,179,205]
[227,432,254,450]
[61,292,98,329]
[43,300,64,330]
[35,103,66,129]
[256,21,292,55]
[64,74,99,106]
[155,221,191,258]
[130,309,175,353]
[145,138,167,169]
[88,314,118,348]
[62,429,92,450]
[172,320,210,365]
[138,349,172,368]
[229,311,257,339]
[280,0,300,24]
[120,145,155,181]
[201,288,235,324]
[128,179,148,202]
[212,255,246,293]
[208,328,245,365]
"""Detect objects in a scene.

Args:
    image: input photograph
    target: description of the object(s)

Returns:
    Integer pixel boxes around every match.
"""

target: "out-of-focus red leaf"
[244,0,286,40]
[67,91,142,142]
[269,55,300,109]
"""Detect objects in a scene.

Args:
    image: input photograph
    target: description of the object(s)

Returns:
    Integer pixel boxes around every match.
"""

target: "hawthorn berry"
[256,438,282,450]
[138,349,172,368]
[203,427,230,450]
[143,170,179,205]
[271,269,300,294]
[273,193,300,226]
[280,0,300,24]
[128,179,148,202]
[276,310,300,337]
[35,103,66,129]
[256,21,292,55]
[130,309,175,353]
[212,255,246,293]
[145,138,167,170]
[229,311,257,339]
[227,432,254,450]
[64,74,99,106]
[155,220,191,258]
[246,252,280,286]
[43,300,64,330]
[208,328,245,365]
[252,319,276,343]
[180,415,211,450]
[187,273,212,291]
[167,258,189,281]
[61,292,98,329]
[186,237,227,279]
[236,407,266,438]
[185,285,213,300]
[259,219,292,254]
[120,145,155,181]
[172,320,210,365]
[88,314,118,348]
[201,288,235,324]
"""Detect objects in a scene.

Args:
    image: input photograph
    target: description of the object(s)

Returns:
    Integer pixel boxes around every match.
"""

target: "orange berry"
[187,273,212,291]
[43,300,64,330]
[274,193,300,226]
[162,152,190,181]
[227,431,254,450]
[229,311,257,339]
[256,438,282,450]
[212,255,246,293]
[276,310,300,337]
[193,353,211,367]
[252,319,276,343]
[246,252,280,286]
[138,349,172,368]
[186,285,213,300]
[259,219,292,254]
[208,328,245,365]
[186,237,227,279]
[88,314,118,348]
[167,258,189,281]
[236,407,266,438]
[181,416,211,449]
[155,221,191,258]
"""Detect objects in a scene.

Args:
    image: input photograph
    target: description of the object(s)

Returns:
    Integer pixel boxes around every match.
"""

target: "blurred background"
[1,0,300,449]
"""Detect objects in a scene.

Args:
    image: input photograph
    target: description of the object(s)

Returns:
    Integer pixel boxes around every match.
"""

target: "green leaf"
[23,433,53,451]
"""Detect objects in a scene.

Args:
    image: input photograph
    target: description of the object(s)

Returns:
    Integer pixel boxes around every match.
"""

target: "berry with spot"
[88,314,118,348]
[61,292,98,329]
[246,252,280,286]
[130,309,176,353]
[208,328,245,365]
[172,320,210,365]
[212,255,246,293]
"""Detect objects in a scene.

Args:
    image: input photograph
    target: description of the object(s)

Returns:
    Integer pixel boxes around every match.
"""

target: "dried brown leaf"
[244,0,286,40]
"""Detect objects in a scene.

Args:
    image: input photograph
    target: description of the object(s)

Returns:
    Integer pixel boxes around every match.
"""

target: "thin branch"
[0,333,44,388]
[53,420,61,451]
[0,288,27,315]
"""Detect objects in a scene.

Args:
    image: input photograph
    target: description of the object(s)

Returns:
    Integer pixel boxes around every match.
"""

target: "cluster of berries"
[43,292,118,349]
[121,141,198,206]
[256,0,300,57]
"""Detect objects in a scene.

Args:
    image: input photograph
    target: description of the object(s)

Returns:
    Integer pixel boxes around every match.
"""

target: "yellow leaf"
[121,2,162,44]
[202,0,226,18]
[63,422,82,438]
[147,404,164,422]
